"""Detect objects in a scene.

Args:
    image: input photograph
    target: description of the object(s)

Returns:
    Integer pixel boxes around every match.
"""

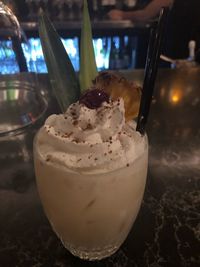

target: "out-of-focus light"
[169,87,183,104]
[172,93,179,103]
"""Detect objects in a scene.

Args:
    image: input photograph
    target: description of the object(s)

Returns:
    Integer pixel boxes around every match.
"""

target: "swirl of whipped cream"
[36,98,146,174]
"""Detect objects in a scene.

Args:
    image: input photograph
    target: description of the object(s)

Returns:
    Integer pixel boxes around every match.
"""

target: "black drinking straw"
[136,7,170,135]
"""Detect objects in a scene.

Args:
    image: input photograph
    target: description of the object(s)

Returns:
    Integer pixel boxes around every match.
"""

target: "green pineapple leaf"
[79,0,98,92]
[38,11,80,113]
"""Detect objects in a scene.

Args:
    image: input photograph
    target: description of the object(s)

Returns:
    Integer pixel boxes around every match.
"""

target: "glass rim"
[34,130,148,176]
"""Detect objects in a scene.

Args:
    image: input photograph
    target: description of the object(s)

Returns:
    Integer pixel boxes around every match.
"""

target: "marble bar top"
[0,69,199,267]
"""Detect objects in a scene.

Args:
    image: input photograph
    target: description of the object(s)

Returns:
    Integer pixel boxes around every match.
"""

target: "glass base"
[63,242,119,261]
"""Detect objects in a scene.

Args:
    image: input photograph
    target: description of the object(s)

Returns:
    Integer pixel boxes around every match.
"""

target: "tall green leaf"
[79,0,98,92]
[38,11,80,112]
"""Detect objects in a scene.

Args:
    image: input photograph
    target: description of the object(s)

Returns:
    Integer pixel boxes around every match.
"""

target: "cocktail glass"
[34,131,148,260]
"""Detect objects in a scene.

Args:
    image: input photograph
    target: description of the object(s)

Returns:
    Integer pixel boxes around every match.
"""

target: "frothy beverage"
[34,94,148,260]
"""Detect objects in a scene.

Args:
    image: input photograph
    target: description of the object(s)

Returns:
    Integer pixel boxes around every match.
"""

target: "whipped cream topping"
[36,98,147,174]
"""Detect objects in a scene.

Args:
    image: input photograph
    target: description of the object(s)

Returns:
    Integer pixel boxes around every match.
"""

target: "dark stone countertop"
[0,69,199,267]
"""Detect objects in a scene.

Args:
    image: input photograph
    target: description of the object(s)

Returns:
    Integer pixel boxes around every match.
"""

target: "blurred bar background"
[0,0,151,74]
[1,0,200,74]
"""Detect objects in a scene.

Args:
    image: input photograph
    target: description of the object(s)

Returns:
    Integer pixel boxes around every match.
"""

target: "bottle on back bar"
[124,0,137,9]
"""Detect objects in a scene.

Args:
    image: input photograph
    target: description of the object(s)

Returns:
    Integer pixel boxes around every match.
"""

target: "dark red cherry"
[79,88,109,109]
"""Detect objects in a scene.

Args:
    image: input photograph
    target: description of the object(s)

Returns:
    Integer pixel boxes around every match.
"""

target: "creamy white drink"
[34,96,148,260]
